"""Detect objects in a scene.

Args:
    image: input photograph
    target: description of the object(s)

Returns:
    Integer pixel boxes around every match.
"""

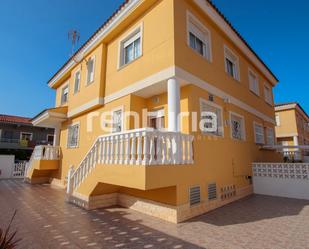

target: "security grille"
[190,186,201,206]
[208,183,217,200]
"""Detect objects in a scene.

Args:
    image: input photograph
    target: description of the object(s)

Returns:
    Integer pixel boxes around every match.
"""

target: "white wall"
[253,177,309,200]
[0,155,15,179]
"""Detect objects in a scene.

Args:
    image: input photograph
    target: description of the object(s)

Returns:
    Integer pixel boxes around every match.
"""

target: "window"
[266,127,275,145]
[74,70,81,94]
[67,124,79,148]
[112,109,123,133]
[254,122,265,144]
[200,99,223,136]
[224,46,240,81]
[61,85,69,105]
[47,134,54,145]
[230,112,245,140]
[187,12,211,61]
[189,186,201,206]
[248,69,259,95]
[264,84,273,105]
[275,114,280,126]
[120,27,142,67]
[20,132,32,141]
[86,57,95,84]
[208,183,217,200]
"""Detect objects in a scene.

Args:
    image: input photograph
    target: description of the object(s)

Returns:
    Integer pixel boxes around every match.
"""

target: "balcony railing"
[67,128,194,193]
[32,145,61,160]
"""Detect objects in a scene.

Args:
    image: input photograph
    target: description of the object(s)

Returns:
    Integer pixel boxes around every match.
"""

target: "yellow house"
[275,102,309,161]
[26,0,280,223]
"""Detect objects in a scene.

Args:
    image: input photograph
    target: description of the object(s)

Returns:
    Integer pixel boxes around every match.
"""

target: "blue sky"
[0,0,308,118]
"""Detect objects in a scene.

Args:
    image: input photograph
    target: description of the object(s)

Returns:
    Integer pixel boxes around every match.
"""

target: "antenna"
[68,30,82,63]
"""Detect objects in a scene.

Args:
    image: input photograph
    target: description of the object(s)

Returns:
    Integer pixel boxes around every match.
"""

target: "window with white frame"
[74,70,81,94]
[248,69,259,95]
[266,127,275,145]
[86,57,95,84]
[224,46,240,81]
[120,27,142,67]
[275,114,280,126]
[187,13,211,61]
[264,84,273,105]
[200,99,223,136]
[230,112,245,140]
[112,109,123,133]
[254,122,265,144]
[61,85,69,105]
[67,123,79,148]
[20,132,32,141]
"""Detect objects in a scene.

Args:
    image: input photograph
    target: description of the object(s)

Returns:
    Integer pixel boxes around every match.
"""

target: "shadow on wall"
[188,194,309,226]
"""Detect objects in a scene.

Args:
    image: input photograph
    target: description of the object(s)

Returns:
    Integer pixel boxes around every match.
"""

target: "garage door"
[252,163,309,200]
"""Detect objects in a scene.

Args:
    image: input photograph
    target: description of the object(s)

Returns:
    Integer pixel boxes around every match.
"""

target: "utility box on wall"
[0,155,15,179]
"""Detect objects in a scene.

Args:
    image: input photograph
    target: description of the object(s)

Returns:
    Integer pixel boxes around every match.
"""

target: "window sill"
[117,54,142,71]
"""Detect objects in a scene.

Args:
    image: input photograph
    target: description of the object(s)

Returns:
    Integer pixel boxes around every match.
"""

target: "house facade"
[275,102,309,161]
[0,114,54,160]
[26,0,280,223]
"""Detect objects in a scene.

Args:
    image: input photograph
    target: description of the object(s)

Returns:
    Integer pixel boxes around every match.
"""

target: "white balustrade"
[67,128,194,193]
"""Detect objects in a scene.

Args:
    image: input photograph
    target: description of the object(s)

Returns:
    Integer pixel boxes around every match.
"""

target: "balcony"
[67,128,194,194]
[26,145,61,175]
[0,138,34,150]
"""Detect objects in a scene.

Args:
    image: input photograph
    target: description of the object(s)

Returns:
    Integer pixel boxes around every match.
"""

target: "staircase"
[66,128,194,194]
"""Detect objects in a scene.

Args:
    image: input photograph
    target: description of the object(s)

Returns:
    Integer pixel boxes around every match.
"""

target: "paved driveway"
[0,180,309,249]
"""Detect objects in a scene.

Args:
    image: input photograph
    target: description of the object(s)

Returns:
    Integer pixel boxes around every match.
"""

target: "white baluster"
[184,135,189,164]
[115,135,119,164]
[149,134,155,165]
[142,131,149,165]
[178,134,183,164]
[110,136,115,164]
[102,137,107,164]
[119,134,124,164]
[125,134,131,164]
[156,133,162,164]
[106,137,111,164]
[162,135,168,164]
[136,132,142,165]
[188,135,194,163]
[130,133,136,165]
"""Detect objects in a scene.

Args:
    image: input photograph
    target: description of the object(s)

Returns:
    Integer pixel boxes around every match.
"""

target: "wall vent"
[221,185,236,200]
[208,183,217,200]
[189,186,201,206]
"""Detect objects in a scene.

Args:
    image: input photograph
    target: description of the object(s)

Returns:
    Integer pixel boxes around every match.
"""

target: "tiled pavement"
[0,180,309,249]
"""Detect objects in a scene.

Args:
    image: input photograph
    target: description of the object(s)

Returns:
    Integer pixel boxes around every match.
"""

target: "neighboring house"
[26,0,280,223]
[275,102,309,161]
[0,114,55,160]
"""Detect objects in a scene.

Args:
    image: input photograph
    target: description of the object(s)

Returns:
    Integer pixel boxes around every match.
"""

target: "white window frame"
[47,134,55,144]
[20,132,33,141]
[73,69,81,94]
[111,106,124,133]
[187,11,212,62]
[266,127,275,146]
[224,45,240,81]
[253,122,265,144]
[264,83,273,105]
[61,84,69,105]
[248,68,259,96]
[86,56,95,85]
[275,114,280,126]
[229,111,246,141]
[199,98,224,137]
[118,23,143,69]
[67,122,80,148]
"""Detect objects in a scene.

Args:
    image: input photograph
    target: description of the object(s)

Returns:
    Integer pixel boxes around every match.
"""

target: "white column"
[167,78,180,132]
[293,136,299,146]
[53,126,61,146]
